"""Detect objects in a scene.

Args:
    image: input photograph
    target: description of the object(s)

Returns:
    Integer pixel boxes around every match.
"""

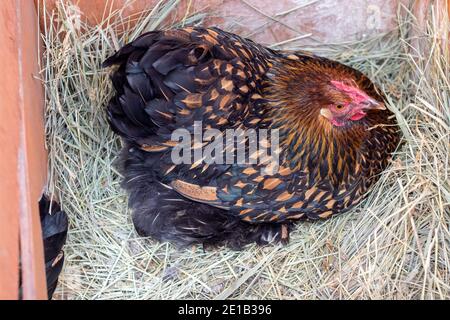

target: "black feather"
[38,195,68,299]
[164,66,196,92]
[118,86,150,127]
[126,72,154,101]
[152,49,190,75]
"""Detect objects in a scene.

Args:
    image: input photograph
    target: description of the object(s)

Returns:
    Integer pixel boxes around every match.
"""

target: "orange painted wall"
[0,0,21,300]
[18,0,48,300]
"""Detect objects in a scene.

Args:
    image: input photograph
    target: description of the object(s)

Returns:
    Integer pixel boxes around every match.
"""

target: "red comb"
[330,80,371,104]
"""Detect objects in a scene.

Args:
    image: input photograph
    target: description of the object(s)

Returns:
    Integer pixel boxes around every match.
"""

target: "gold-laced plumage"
[104,27,400,247]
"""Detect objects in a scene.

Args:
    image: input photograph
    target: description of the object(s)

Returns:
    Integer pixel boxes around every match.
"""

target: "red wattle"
[349,111,366,121]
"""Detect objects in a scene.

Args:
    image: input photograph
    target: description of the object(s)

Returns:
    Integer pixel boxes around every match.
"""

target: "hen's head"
[268,56,388,130]
[318,80,386,127]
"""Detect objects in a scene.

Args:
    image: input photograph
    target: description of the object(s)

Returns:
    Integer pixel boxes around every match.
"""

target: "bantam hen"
[103,27,400,248]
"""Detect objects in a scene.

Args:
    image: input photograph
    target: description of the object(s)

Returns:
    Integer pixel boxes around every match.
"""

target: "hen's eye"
[336,104,344,110]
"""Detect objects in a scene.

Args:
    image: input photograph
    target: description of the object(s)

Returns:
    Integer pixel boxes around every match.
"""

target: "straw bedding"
[41,0,449,299]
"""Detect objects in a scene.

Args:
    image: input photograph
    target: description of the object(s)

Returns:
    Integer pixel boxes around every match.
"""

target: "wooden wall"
[0,0,47,300]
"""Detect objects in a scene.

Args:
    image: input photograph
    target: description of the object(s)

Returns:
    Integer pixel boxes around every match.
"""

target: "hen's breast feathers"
[104,27,399,223]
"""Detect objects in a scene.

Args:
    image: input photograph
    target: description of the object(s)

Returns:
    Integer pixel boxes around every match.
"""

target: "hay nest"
[41,0,449,299]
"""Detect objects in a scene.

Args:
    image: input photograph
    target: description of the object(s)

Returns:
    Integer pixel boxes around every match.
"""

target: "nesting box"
[0,0,448,300]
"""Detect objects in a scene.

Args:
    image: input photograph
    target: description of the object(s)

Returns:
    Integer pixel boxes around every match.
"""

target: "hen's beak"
[363,98,386,110]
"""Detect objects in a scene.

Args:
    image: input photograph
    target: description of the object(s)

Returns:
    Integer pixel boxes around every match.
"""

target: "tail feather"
[104,35,164,143]
[103,29,212,146]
